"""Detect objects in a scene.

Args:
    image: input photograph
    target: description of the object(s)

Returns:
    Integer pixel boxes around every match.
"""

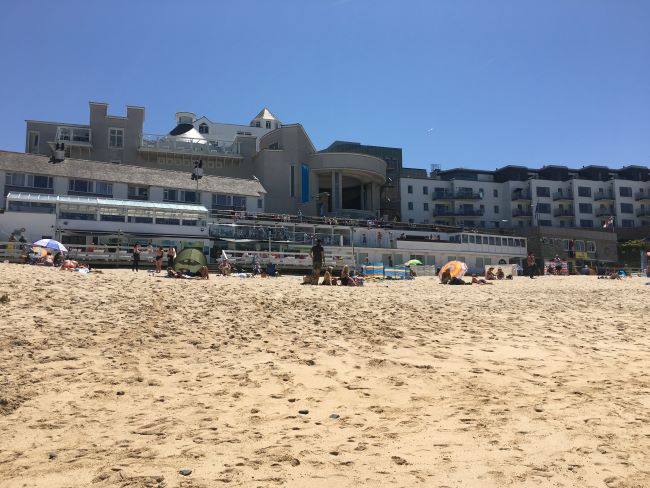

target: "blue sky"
[0,0,648,170]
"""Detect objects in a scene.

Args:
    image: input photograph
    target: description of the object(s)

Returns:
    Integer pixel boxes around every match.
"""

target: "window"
[100,214,125,222]
[423,186,428,195]
[254,121,261,128]
[575,240,585,252]
[128,186,148,199]
[493,189,498,197]
[60,211,96,221]
[423,202,429,211]
[587,241,596,253]
[198,123,209,134]
[539,220,552,226]
[5,173,53,189]
[578,186,592,197]
[620,203,634,214]
[579,203,593,214]
[265,121,272,129]
[257,198,263,209]
[494,205,499,214]
[407,202,414,210]
[233,196,246,209]
[469,235,475,244]
[536,203,551,213]
[407,185,413,194]
[108,128,124,148]
[95,182,113,196]
[127,216,153,224]
[536,186,550,197]
[290,166,295,197]
[69,179,94,193]
[165,189,199,203]
[621,219,635,228]
[156,217,181,225]
[580,219,594,228]
[213,194,231,207]
[619,187,632,197]
[28,131,40,153]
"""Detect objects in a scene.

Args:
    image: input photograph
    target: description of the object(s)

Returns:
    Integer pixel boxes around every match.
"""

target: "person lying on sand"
[471,274,493,285]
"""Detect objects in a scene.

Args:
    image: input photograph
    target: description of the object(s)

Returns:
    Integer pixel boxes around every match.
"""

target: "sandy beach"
[0,264,649,487]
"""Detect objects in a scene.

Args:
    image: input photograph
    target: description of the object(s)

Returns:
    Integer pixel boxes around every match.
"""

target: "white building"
[401,165,650,231]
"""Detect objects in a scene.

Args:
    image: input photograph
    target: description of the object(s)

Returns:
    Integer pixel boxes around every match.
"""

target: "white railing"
[139,133,240,156]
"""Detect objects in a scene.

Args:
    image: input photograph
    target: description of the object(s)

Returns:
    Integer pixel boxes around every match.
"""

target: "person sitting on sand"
[321,266,334,285]
[471,274,493,285]
[440,269,452,284]
[609,272,622,280]
[485,267,496,280]
[496,267,505,280]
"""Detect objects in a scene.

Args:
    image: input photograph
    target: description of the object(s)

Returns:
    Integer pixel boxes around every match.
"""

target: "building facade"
[400,165,650,232]
[25,102,388,220]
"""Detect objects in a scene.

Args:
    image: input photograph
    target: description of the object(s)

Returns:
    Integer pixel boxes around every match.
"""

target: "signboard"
[574,251,588,260]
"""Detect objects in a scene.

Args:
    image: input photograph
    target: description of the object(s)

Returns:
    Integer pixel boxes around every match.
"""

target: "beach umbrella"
[405,259,423,266]
[439,260,468,279]
[31,246,48,257]
[32,239,68,253]
[174,248,207,274]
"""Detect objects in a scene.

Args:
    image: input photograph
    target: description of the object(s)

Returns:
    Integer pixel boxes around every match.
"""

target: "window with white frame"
[5,172,53,189]
[109,128,124,148]
[575,240,585,252]
[265,121,272,129]
[164,189,199,203]
[198,123,209,134]
[587,241,596,253]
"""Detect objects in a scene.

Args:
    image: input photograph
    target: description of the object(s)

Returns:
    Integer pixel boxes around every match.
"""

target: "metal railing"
[554,208,575,217]
[594,192,615,201]
[634,191,650,201]
[595,207,614,217]
[511,190,532,201]
[139,133,241,156]
[432,191,482,200]
[552,191,574,201]
[512,208,533,217]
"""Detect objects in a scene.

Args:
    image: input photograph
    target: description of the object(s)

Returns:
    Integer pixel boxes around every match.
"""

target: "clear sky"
[0,0,648,171]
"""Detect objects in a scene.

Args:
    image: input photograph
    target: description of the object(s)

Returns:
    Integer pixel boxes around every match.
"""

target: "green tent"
[173,248,207,273]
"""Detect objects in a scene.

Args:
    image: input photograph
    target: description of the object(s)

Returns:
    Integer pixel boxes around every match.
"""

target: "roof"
[6,192,209,213]
[253,107,279,121]
[0,150,266,197]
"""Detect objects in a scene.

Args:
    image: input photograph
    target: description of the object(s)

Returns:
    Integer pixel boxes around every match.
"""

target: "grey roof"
[6,192,208,213]
[0,150,266,197]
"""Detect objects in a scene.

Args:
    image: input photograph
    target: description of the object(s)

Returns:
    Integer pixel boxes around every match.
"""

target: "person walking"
[154,247,164,273]
[309,239,325,285]
[132,243,141,272]
[526,252,536,279]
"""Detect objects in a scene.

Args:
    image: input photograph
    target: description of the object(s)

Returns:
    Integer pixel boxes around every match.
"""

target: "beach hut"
[173,248,207,273]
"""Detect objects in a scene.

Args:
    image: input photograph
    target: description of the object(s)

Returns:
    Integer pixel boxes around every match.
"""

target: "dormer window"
[198,123,209,134]
[255,121,261,128]
[265,121,272,129]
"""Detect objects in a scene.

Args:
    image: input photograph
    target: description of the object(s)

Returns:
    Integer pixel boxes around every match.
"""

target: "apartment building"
[401,165,650,232]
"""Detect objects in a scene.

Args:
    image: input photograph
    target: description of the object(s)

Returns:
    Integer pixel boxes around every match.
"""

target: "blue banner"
[301,163,309,203]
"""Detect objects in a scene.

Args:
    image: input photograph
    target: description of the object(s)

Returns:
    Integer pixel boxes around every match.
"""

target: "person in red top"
[526,252,536,279]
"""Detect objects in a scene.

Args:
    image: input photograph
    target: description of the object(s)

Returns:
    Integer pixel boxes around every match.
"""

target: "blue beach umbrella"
[32,239,68,253]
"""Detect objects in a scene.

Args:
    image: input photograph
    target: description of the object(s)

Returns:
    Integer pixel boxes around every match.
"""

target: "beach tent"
[173,248,207,273]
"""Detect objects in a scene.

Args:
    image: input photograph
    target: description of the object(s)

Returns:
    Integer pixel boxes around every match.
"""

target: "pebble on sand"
[298,409,309,415]
[47,452,57,460]
[329,414,340,419]
[116,391,125,396]
[179,469,192,476]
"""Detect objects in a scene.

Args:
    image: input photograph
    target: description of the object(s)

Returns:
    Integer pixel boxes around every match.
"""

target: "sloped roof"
[0,150,266,197]
[253,107,279,121]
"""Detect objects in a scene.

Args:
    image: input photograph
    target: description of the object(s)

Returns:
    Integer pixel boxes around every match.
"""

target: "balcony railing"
[511,190,531,201]
[139,133,240,156]
[636,208,650,217]
[432,191,482,201]
[594,192,615,201]
[595,207,614,217]
[634,191,650,201]
[511,208,533,217]
[552,191,573,201]
[432,208,484,217]
[55,127,92,145]
[554,209,575,217]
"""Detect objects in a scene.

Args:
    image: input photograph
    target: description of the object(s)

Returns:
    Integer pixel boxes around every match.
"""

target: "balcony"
[634,191,650,202]
[595,207,614,217]
[511,208,533,218]
[594,192,615,202]
[139,133,241,157]
[54,127,92,145]
[432,208,484,217]
[636,208,650,217]
[552,191,574,202]
[431,191,482,201]
[511,190,531,201]
[554,208,575,218]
